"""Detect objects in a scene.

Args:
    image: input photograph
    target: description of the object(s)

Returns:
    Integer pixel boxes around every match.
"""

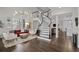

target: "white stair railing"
[32,7,52,38]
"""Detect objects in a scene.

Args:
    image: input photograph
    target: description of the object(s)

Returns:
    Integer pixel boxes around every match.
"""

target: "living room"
[0,7,79,52]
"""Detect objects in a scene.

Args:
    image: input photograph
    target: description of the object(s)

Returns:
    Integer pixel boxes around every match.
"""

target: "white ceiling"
[0,7,73,17]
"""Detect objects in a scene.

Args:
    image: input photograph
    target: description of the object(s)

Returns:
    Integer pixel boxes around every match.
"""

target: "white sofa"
[3,32,17,40]
[2,32,37,48]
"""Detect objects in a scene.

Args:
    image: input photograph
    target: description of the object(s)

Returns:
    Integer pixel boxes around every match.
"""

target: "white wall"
[77,8,79,48]
[72,7,78,34]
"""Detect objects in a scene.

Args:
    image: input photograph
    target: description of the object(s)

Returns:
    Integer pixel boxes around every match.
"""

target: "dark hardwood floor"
[0,31,79,52]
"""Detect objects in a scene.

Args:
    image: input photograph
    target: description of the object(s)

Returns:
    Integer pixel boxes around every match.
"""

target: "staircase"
[39,17,50,39]
[40,26,49,38]
[36,7,51,39]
